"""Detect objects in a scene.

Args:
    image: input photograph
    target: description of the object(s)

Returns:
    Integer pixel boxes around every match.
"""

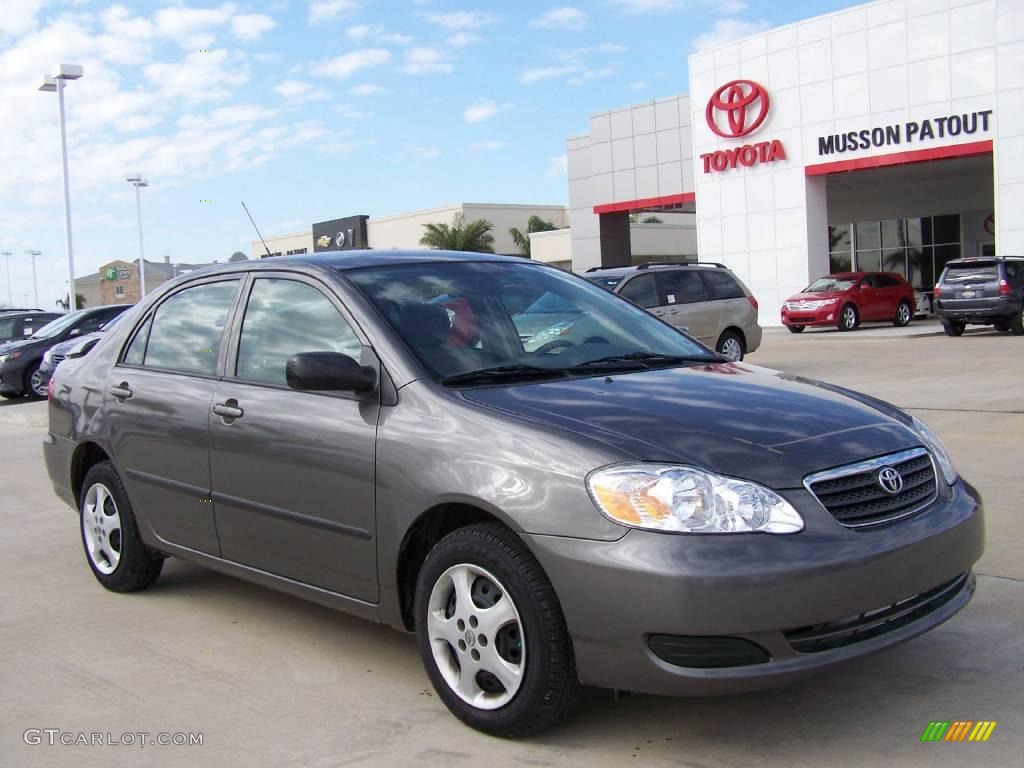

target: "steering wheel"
[534,339,576,355]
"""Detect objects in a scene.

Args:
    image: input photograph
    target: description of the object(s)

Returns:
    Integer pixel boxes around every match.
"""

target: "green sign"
[105,267,118,280]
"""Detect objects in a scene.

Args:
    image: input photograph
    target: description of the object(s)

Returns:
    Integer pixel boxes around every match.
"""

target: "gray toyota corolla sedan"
[44,251,983,737]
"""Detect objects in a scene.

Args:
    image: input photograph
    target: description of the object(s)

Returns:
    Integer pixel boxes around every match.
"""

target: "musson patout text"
[817,110,993,156]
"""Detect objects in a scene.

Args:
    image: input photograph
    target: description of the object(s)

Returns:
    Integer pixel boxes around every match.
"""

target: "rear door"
[106,278,242,555]
[873,274,902,318]
[655,269,717,344]
[701,269,755,338]
[856,275,884,319]
[209,273,380,602]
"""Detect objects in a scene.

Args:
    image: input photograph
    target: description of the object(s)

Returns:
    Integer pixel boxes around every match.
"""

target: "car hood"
[49,331,103,356]
[460,362,921,489]
[0,337,40,355]
[786,290,847,301]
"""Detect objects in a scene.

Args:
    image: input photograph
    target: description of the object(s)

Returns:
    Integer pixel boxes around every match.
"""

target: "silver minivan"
[585,262,762,361]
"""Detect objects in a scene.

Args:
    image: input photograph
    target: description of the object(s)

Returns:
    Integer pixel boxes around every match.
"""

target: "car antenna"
[241,201,274,259]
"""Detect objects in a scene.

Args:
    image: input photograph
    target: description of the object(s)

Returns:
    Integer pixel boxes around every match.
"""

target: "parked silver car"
[45,251,982,737]
[586,262,762,361]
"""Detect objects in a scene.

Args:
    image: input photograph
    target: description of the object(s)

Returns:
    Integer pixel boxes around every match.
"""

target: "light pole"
[0,251,11,306]
[39,63,83,315]
[24,250,41,308]
[126,174,148,299]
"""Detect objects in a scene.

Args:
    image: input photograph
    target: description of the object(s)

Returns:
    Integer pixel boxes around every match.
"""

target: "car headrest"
[398,302,450,347]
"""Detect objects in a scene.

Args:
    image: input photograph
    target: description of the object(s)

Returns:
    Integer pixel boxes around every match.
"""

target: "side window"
[140,280,239,374]
[618,274,660,309]
[859,276,877,289]
[702,270,745,299]
[123,316,151,365]
[875,275,898,288]
[659,270,710,304]
[76,313,110,335]
[236,278,361,386]
[0,318,15,338]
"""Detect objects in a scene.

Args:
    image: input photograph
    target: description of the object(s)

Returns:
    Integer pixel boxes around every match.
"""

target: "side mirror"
[859,283,870,291]
[285,351,376,392]
[68,328,81,337]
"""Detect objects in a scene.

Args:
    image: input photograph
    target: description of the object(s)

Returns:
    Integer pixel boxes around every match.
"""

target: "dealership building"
[565,0,1017,324]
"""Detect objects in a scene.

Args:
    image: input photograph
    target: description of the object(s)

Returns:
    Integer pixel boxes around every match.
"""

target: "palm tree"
[629,214,663,224]
[508,215,559,258]
[56,293,86,310]
[420,214,495,253]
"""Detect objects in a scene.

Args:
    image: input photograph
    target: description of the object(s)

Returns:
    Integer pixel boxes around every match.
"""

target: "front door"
[106,278,242,554]
[209,275,380,602]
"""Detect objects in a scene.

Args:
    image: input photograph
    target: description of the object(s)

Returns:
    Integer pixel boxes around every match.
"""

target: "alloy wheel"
[426,563,526,710]
[29,369,48,398]
[720,337,743,361]
[842,306,857,329]
[82,483,122,575]
[897,303,911,325]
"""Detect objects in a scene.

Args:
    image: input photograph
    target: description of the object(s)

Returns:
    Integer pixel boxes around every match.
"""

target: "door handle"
[109,382,132,400]
[213,400,244,420]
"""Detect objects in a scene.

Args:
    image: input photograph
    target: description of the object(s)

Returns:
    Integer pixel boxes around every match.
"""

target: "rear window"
[943,263,999,282]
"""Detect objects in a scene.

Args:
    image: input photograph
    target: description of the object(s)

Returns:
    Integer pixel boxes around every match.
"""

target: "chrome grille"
[804,448,937,528]
[52,353,66,365]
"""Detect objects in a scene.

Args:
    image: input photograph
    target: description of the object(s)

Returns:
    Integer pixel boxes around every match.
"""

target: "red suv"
[781,272,916,332]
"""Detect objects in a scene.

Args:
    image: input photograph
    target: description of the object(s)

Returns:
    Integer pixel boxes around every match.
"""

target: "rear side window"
[701,270,745,299]
[132,280,239,374]
[874,275,900,288]
[0,318,15,338]
[659,271,710,304]
[236,278,361,385]
[618,274,659,308]
[943,263,998,282]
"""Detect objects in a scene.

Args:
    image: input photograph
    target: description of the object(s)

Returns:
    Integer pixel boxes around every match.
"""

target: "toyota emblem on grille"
[877,467,904,495]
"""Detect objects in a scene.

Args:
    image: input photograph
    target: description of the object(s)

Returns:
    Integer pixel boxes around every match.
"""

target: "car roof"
[945,256,1023,264]
[821,271,903,279]
[0,310,61,318]
[584,262,724,277]
[201,249,526,275]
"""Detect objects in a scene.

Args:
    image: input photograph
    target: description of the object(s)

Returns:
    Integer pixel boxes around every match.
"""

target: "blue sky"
[1,0,856,307]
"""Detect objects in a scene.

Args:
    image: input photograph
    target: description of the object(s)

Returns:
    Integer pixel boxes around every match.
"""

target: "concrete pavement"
[1,330,1021,767]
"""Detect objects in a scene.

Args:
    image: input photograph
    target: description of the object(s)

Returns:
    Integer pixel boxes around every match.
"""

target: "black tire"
[414,522,580,737]
[993,319,1009,332]
[837,303,859,331]
[715,329,745,361]
[79,461,163,592]
[943,321,965,337]
[893,301,913,327]
[1009,310,1024,336]
[787,325,805,334]
[25,363,47,400]
[0,392,21,399]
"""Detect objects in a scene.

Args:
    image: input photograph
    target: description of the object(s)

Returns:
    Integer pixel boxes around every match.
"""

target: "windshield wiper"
[573,351,726,369]
[441,364,567,386]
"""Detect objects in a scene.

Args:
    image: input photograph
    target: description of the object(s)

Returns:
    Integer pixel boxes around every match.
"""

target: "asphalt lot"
[1,326,1021,767]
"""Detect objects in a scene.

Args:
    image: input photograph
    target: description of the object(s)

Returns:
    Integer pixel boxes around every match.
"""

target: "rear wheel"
[893,301,912,327]
[415,523,580,737]
[993,319,1009,332]
[715,330,745,361]
[943,321,965,337]
[787,325,805,334]
[838,304,859,331]
[1009,309,1024,336]
[27,364,48,399]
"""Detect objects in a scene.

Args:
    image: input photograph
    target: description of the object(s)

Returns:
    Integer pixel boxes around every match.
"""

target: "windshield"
[804,277,855,293]
[346,261,713,383]
[99,313,124,331]
[30,312,78,339]
[943,263,998,282]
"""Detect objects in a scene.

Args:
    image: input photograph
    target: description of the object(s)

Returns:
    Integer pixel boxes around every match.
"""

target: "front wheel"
[787,325,805,334]
[838,303,859,331]
[415,523,580,737]
[893,301,912,327]
[27,364,48,399]
[715,330,745,361]
[80,461,163,592]
[943,321,965,337]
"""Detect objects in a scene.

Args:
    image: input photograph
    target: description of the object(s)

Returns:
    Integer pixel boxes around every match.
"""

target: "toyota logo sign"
[877,467,904,495]
[705,79,770,139]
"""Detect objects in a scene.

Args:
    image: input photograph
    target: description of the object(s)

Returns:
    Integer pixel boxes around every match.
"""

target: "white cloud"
[530,7,588,30]
[423,11,498,30]
[400,47,452,75]
[463,99,509,123]
[154,3,237,47]
[309,0,358,23]
[612,0,680,12]
[317,48,390,78]
[346,23,412,44]
[547,154,568,177]
[274,79,328,101]
[232,14,276,41]
[334,103,371,119]
[472,140,509,151]
[518,65,578,84]
[693,18,770,51]
[144,49,250,104]
[447,32,479,47]
[567,66,615,86]
[0,0,45,37]
[350,83,385,95]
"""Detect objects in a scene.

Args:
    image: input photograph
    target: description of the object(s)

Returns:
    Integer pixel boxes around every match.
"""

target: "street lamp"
[0,251,11,306]
[39,63,83,315]
[24,250,41,308]
[126,174,148,299]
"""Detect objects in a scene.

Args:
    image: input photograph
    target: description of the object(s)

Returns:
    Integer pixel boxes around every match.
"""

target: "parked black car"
[0,311,62,344]
[36,313,126,392]
[0,305,129,399]
[934,256,1024,336]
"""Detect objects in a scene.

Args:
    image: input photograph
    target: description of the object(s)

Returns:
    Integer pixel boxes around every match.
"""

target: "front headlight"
[587,463,804,534]
[911,416,958,485]
[0,351,21,364]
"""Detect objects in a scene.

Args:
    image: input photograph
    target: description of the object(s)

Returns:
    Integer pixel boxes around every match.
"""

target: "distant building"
[76,256,224,306]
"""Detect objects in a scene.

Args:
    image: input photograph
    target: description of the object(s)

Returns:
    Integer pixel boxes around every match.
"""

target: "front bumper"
[780,304,840,327]
[523,479,983,696]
